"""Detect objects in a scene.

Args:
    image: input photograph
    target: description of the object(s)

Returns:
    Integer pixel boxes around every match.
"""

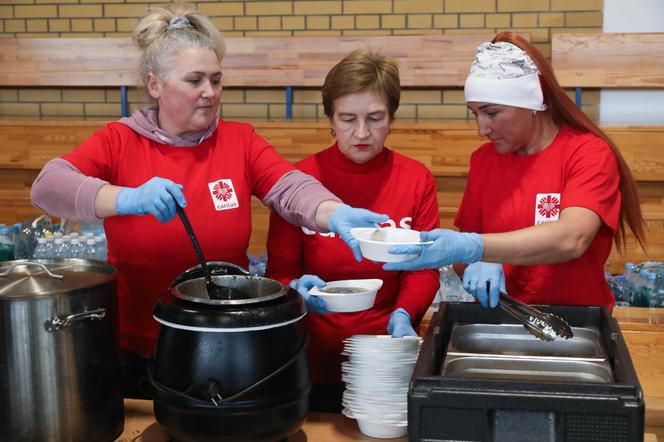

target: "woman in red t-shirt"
[386,32,646,310]
[29,4,387,399]
[266,50,440,412]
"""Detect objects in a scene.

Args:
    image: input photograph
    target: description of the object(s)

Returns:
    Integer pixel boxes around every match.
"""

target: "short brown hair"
[322,50,400,120]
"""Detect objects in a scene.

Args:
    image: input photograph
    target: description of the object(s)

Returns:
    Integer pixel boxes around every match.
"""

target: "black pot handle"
[148,334,308,407]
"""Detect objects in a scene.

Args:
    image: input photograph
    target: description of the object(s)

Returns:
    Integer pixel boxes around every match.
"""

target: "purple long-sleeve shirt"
[31,159,338,231]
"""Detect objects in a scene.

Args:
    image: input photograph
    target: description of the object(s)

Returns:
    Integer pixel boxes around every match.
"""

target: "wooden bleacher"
[1,33,663,273]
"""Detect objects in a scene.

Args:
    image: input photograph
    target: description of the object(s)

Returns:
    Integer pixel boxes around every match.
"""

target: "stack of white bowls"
[341,335,422,438]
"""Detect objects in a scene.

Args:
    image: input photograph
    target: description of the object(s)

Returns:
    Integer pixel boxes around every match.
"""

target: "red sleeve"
[395,170,441,326]
[561,136,621,232]
[245,125,295,201]
[61,124,122,183]
[265,209,305,286]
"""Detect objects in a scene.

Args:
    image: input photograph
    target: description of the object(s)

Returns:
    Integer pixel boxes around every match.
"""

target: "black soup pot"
[150,264,310,442]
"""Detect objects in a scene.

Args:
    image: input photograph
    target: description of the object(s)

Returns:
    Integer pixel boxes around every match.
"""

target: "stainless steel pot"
[0,259,124,442]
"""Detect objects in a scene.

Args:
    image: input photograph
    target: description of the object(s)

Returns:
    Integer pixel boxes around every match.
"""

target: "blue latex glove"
[383,229,483,271]
[289,274,330,314]
[116,177,187,223]
[328,204,389,262]
[387,308,418,337]
[462,262,506,308]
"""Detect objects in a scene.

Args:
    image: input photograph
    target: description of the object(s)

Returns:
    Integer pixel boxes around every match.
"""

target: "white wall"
[600,0,664,124]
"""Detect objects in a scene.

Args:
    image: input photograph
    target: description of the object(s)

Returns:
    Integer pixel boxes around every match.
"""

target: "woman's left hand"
[462,262,505,308]
[328,204,388,261]
[387,308,418,338]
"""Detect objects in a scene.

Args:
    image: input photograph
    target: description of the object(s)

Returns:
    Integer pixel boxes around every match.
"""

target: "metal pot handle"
[44,308,106,332]
[148,334,308,407]
[0,261,64,280]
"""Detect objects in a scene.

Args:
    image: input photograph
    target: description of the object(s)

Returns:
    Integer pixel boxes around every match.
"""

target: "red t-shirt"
[266,144,440,383]
[63,120,293,355]
[455,125,621,307]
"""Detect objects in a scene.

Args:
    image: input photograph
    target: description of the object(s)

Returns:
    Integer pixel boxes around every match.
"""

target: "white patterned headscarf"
[464,41,547,111]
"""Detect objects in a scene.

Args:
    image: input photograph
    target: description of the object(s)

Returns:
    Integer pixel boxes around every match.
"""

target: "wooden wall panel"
[0,34,505,88]
[552,33,664,88]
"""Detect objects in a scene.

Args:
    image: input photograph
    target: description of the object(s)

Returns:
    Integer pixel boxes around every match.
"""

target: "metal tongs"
[499,292,574,341]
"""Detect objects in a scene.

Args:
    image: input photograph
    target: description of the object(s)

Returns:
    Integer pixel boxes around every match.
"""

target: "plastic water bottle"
[654,274,664,308]
[11,223,30,259]
[42,236,55,258]
[623,263,636,304]
[69,238,86,258]
[53,238,67,258]
[83,239,98,260]
[0,227,15,260]
[645,271,658,307]
[438,265,474,303]
[611,275,630,307]
[247,253,267,276]
[33,237,49,259]
[632,269,651,307]
[95,235,107,260]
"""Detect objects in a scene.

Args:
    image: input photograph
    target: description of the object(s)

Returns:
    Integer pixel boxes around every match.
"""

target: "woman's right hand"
[383,229,484,271]
[116,177,187,222]
[289,274,331,314]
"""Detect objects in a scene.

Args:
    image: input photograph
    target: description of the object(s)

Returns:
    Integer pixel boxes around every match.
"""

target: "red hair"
[491,32,646,252]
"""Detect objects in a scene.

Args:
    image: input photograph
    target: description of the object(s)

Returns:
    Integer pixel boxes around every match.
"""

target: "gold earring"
[330,128,336,137]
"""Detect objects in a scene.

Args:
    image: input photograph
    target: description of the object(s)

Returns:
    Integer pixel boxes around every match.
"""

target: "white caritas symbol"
[208,179,239,211]
[534,193,561,225]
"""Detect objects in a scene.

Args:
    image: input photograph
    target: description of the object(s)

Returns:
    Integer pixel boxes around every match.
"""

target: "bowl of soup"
[351,227,429,263]
[308,279,383,313]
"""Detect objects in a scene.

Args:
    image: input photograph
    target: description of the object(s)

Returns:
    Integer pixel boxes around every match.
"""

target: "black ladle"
[175,205,246,300]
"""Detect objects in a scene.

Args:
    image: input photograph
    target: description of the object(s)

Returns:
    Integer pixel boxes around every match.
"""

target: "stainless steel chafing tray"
[440,323,614,383]
[447,323,606,359]
[442,355,614,383]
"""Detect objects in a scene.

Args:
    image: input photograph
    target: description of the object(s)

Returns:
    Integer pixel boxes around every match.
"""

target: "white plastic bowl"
[356,418,408,439]
[351,227,427,263]
[309,279,383,313]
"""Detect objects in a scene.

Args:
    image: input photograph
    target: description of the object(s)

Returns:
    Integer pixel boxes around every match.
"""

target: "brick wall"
[0,0,603,121]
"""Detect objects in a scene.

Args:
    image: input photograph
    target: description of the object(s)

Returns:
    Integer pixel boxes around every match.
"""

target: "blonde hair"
[133,3,225,83]
[322,50,400,120]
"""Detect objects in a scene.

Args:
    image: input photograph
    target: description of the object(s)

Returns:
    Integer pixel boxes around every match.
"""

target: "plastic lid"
[37,238,47,243]
[0,228,9,234]
[86,239,96,245]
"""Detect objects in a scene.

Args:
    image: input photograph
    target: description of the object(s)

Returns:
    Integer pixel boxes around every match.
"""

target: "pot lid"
[0,259,116,299]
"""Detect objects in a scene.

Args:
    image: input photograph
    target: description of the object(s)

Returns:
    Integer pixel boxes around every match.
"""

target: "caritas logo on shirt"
[534,193,561,225]
[208,179,239,211]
